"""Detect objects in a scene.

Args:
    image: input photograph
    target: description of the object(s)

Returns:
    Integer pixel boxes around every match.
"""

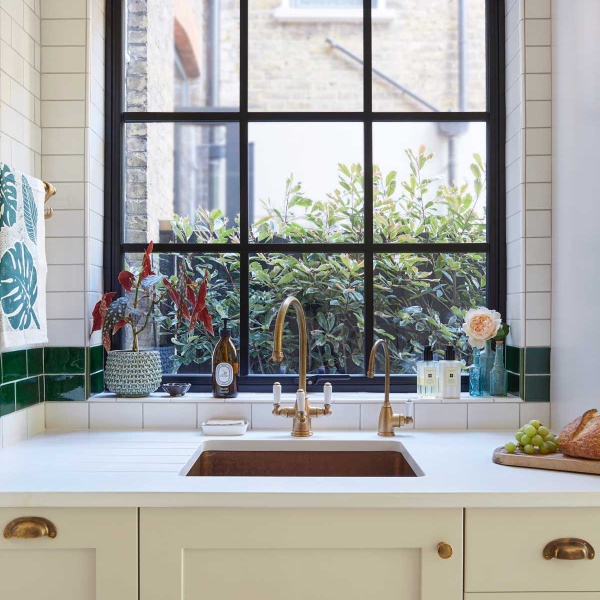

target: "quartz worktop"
[0,429,599,508]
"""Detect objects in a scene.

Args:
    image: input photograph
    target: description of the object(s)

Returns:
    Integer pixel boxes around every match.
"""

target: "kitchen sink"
[182,439,422,478]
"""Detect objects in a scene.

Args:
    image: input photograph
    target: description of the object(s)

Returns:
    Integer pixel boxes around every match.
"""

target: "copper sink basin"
[186,449,419,477]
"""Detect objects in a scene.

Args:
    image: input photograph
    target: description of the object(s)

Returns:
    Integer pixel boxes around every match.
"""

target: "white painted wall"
[551,0,600,428]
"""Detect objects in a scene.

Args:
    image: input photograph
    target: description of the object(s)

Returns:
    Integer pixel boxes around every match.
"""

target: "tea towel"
[0,163,48,349]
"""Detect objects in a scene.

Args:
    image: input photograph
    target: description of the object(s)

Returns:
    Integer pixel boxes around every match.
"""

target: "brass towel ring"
[43,181,56,219]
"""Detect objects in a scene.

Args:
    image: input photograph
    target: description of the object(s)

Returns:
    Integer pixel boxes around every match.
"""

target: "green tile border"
[2,350,27,383]
[45,374,86,401]
[525,347,551,375]
[15,377,41,411]
[0,383,16,417]
[44,347,85,375]
[524,374,551,402]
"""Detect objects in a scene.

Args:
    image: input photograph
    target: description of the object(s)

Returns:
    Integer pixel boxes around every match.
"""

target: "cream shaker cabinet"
[0,508,138,600]
[139,508,463,600]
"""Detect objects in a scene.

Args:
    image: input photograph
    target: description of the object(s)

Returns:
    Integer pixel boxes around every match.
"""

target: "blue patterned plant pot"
[105,350,163,398]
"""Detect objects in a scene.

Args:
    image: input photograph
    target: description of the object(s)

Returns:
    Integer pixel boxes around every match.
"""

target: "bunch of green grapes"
[504,420,560,455]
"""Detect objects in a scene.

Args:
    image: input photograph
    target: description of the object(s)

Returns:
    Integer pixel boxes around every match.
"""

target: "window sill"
[90,391,523,404]
[272,7,395,23]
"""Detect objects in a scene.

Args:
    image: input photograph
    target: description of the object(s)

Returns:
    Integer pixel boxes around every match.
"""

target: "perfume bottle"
[469,348,483,397]
[440,345,461,399]
[417,345,439,399]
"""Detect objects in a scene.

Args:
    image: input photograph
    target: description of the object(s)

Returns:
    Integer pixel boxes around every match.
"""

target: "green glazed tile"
[506,345,523,375]
[90,371,104,395]
[89,345,104,374]
[507,372,520,395]
[2,350,27,383]
[0,383,16,417]
[27,347,44,376]
[15,377,40,410]
[45,375,86,401]
[44,347,85,374]
[524,375,551,402]
[525,347,551,375]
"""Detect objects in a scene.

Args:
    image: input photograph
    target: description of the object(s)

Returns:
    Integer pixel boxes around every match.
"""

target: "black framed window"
[105,0,505,393]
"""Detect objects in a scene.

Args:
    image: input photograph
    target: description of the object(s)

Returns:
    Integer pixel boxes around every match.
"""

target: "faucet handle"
[295,389,306,413]
[273,382,282,405]
[323,382,332,405]
[405,399,414,421]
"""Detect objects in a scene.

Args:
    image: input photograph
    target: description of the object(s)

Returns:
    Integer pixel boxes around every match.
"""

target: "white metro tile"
[519,402,550,427]
[526,156,551,183]
[251,403,288,430]
[90,403,143,429]
[507,266,523,294]
[526,183,551,209]
[526,237,551,264]
[525,210,551,238]
[45,401,89,429]
[1,40,24,84]
[525,127,551,154]
[525,265,551,292]
[27,403,45,436]
[41,46,85,73]
[47,291,85,319]
[506,212,523,243]
[526,292,551,319]
[47,264,85,291]
[143,403,197,430]
[42,154,84,182]
[525,74,551,101]
[526,101,551,128]
[505,131,522,166]
[507,319,523,347]
[526,46,551,73]
[42,100,85,127]
[506,184,524,217]
[467,403,520,429]
[311,403,360,431]
[46,237,85,264]
[414,403,467,430]
[1,409,28,446]
[23,4,40,43]
[41,73,85,100]
[41,0,86,19]
[506,292,524,321]
[526,319,551,346]
[507,239,523,269]
[197,403,252,428]
[525,18,551,45]
[360,403,414,431]
[506,157,523,192]
[45,181,84,209]
[42,127,85,154]
[46,319,86,346]
[3,0,24,26]
[45,209,85,237]
[42,19,86,46]
[525,0,550,19]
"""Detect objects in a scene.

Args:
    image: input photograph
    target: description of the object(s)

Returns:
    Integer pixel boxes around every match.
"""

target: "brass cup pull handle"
[4,517,57,540]
[543,538,595,560]
[437,542,453,559]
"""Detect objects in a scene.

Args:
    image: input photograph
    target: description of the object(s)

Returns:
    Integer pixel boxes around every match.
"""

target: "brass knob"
[437,542,453,559]
[543,538,595,560]
[4,517,57,540]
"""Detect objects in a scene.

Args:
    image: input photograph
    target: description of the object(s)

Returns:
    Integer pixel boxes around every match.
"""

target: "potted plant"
[90,242,166,397]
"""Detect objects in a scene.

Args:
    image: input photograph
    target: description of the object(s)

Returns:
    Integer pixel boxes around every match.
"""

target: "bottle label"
[215,363,234,386]
[424,367,437,386]
[445,367,459,386]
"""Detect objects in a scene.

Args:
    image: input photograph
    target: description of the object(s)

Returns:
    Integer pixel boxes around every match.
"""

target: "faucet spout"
[367,339,413,436]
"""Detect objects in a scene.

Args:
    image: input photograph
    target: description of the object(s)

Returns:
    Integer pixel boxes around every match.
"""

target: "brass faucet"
[271,296,332,437]
[367,339,413,436]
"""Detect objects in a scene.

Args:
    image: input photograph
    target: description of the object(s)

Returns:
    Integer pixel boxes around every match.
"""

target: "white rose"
[462,307,502,349]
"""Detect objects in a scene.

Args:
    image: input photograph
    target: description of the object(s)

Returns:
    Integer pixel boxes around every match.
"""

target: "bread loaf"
[558,409,600,460]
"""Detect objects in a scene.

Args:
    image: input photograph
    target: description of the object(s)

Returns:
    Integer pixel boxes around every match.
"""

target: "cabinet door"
[141,508,463,600]
[0,508,137,600]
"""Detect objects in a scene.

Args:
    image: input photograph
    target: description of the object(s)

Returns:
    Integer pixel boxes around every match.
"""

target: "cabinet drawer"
[466,509,600,593]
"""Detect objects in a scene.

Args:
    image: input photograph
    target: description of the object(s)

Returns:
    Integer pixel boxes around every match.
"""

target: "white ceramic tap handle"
[273,382,282,404]
[405,399,414,419]
[296,389,306,413]
[323,382,332,404]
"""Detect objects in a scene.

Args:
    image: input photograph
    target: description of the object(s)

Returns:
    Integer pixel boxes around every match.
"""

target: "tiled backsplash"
[506,344,550,401]
[0,348,44,417]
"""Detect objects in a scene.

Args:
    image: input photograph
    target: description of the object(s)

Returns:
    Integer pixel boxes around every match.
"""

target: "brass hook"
[43,181,56,219]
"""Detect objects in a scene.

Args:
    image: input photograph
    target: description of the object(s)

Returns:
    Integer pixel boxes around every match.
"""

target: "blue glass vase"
[479,340,495,394]
[489,341,508,397]
[469,348,483,397]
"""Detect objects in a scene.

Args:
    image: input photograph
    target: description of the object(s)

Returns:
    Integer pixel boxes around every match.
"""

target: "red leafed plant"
[91,242,165,352]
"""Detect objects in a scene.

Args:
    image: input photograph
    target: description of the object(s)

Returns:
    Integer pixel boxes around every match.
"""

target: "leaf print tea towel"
[0,163,48,349]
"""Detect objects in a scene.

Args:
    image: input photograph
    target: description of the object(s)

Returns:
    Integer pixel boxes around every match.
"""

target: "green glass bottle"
[212,318,239,398]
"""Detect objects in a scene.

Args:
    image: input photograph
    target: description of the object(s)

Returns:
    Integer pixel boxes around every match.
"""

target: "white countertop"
[0,429,598,508]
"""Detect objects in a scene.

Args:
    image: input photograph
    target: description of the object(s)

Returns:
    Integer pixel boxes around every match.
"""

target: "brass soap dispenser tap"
[367,339,414,436]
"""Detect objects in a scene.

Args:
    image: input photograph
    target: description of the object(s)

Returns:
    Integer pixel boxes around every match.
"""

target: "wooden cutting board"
[493,446,600,475]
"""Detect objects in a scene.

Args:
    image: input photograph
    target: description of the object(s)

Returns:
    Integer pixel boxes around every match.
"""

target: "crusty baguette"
[558,409,600,460]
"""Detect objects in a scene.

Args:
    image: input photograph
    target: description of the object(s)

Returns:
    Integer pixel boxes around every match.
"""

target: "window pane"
[374,252,487,373]
[248,0,363,111]
[125,0,239,111]
[249,253,364,374]
[373,122,487,243]
[372,0,486,112]
[249,122,363,243]
[124,122,240,244]
[123,252,240,375]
